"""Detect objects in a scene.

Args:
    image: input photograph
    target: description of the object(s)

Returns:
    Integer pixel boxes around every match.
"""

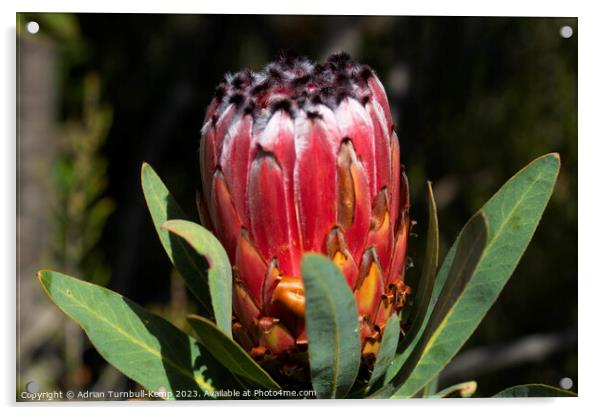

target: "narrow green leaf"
[380,211,487,398]
[431,381,477,398]
[386,153,560,398]
[141,163,212,315]
[162,219,232,338]
[385,181,439,383]
[38,270,225,399]
[494,384,576,398]
[422,375,439,397]
[302,254,361,399]
[187,315,280,390]
[368,313,401,389]
[416,181,440,323]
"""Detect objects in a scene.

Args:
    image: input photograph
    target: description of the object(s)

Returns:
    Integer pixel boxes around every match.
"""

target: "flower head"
[199,52,410,376]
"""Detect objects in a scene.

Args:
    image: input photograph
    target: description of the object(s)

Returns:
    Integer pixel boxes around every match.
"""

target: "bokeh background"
[17,13,577,398]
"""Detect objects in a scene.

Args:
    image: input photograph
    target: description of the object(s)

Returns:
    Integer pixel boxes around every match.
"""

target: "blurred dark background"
[17,14,577,397]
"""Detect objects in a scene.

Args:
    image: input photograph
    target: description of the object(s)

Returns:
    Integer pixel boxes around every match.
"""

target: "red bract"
[199,52,411,371]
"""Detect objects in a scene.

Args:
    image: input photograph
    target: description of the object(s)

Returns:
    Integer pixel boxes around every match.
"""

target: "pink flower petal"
[221,113,253,228]
[248,153,301,277]
[294,114,337,252]
[211,170,242,263]
[235,229,268,309]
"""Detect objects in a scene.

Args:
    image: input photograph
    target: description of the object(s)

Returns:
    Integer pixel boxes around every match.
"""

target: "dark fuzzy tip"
[251,81,269,96]
[278,49,298,67]
[335,72,350,86]
[268,67,283,81]
[359,65,374,81]
[319,86,335,97]
[361,94,371,106]
[228,92,245,107]
[254,145,280,167]
[335,89,350,104]
[270,99,293,116]
[327,52,351,66]
[297,89,309,98]
[306,110,323,120]
[215,84,227,100]
[251,80,270,96]
[206,52,386,124]
[243,100,256,115]
[313,63,326,75]
[292,74,311,87]
[310,94,322,105]
[231,73,246,89]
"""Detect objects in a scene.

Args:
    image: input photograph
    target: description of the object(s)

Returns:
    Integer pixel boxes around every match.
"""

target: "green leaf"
[368,312,400,389]
[494,384,576,398]
[301,254,361,399]
[162,219,232,338]
[431,381,477,398]
[387,153,560,398]
[379,211,487,398]
[422,375,439,397]
[38,270,225,399]
[187,314,280,390]
[385,181,439,383]
[141,163,212,316]
[416,181,440,322]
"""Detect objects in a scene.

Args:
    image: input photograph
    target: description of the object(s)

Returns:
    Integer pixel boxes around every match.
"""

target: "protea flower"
[198,52,411,380]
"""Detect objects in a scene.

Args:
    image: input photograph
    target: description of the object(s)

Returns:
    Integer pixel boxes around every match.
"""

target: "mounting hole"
[26,21,39,34]
[559,25,573,39]
[25,381,39,393]
[559,377,573,390]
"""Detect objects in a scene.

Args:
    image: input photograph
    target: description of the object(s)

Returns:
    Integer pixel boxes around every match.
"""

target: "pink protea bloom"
[198,52,410,374]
